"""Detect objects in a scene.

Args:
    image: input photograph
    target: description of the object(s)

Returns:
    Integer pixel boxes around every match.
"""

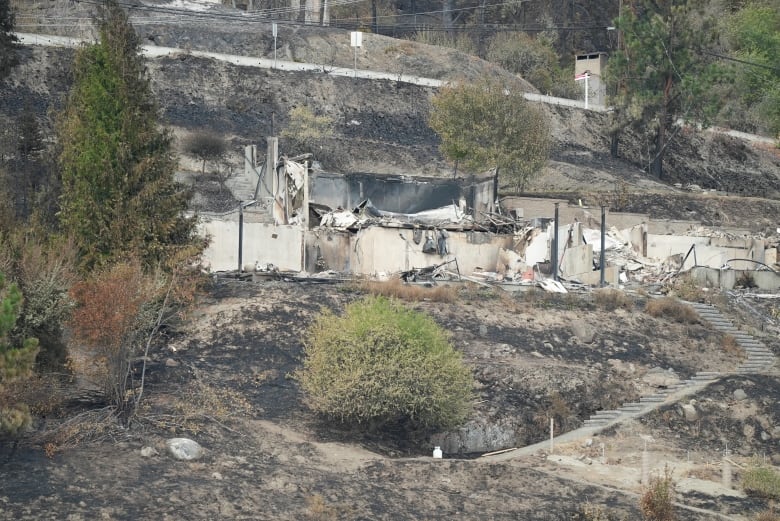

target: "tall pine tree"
[607,0,721,179]
[57,1,200,271]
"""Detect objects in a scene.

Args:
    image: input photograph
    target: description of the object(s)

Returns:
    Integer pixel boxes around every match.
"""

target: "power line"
[701,51,780,73]
[63,0,614,34]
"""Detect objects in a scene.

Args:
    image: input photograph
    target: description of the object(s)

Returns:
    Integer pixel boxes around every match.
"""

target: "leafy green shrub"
[639,466,676,521]
[295,296,473,433]
[645,298,700,324]
[743,465,780,500]
[0,231,77,371]
[0,271,39,436]
[593,289,633,311]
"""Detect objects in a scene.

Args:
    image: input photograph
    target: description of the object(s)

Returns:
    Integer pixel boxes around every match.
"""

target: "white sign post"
[575,71,590,109]
[350,31,362,78]
[272,22,278,69]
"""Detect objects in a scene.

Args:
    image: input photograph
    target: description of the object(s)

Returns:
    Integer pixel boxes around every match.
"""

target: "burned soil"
[2,279,770,520]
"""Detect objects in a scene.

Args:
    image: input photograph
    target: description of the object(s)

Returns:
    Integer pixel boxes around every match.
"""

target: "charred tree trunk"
[442,0,454,35]
[610,133,619,158]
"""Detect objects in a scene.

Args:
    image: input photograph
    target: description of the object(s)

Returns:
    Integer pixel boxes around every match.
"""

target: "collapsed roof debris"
[197,139,780,291]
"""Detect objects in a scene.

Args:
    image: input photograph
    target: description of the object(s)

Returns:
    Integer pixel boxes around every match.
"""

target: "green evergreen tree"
[57,0,200,271]
[725,1,780,137]
[0,271,39,436]
[607,0,721,179]
[0,0,18,75]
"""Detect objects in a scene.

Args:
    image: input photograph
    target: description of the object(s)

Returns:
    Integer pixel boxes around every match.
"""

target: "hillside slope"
[2,0,780,228]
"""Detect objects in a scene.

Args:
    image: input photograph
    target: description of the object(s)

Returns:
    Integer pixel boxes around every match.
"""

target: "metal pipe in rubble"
[600,205,607,286]
[552,203,560,281]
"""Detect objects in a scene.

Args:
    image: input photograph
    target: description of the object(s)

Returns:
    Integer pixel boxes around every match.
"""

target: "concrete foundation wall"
[647,234,766,269]
[501,197,649,230]
[691,267,780,290]
[349,227,513,276]
[305,229,351,273]
[200,217,304,272]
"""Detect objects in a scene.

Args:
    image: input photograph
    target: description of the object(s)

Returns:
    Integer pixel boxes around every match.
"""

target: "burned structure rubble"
[196,139,780,290]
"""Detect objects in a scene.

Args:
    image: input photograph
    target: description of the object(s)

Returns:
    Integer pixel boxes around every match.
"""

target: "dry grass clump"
[756,507,780,521]
[40,407,119,457]
[721,334,744,357]
[644,298,700,324]
[743,465,780,500]
[639,466,676,521]
[665,275,706,302]
[593,289,633,311]
[577,502,624,521]
[359,278,459,303]
[303,494,353,521]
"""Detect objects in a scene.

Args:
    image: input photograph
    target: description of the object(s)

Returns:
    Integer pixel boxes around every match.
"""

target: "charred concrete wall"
[310,172,493,215]
[347,227,513,276]
[200,215,304,272]
[691,267,780,290]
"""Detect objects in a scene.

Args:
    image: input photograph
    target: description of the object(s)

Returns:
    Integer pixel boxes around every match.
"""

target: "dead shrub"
[303,494,353,521]
[37,407,118,457]
[721,334,744,357]
[534,391,577,435]
[644,298,700,324]
[359,278,458,303]
[666,276,706,303]
[69,262,164,412]
[593,289,633,311]
[139,375,253,435]
[577,501,624,521]
[756,506,780,521]
[735,271,758,289]
[639,466,676,521]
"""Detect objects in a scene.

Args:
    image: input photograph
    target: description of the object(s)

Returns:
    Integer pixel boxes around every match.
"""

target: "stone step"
[640,396,666,403]
[590,413,621,419]
[583,419,608,425]
[694,371,721,377]
[621,402,645,408]
[618,406,644,413]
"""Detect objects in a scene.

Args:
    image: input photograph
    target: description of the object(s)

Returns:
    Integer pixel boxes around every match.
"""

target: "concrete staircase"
[688,301,777,375]
[580,301,776,429]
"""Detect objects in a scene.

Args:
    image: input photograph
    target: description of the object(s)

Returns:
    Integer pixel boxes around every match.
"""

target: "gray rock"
[478,325,488,337]
[140,446,158,457]
[570,322,595,343]
[733,389,747,401]
[681,404,699,422]
[761,431,770,441]
[643,367,680,388]
[166,438,204,461]
[431,418,518,454]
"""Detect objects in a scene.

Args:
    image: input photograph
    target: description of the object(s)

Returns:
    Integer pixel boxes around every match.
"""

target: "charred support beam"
[600,205,607,286]
[552,203,560,281]
[238,204,244,272]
